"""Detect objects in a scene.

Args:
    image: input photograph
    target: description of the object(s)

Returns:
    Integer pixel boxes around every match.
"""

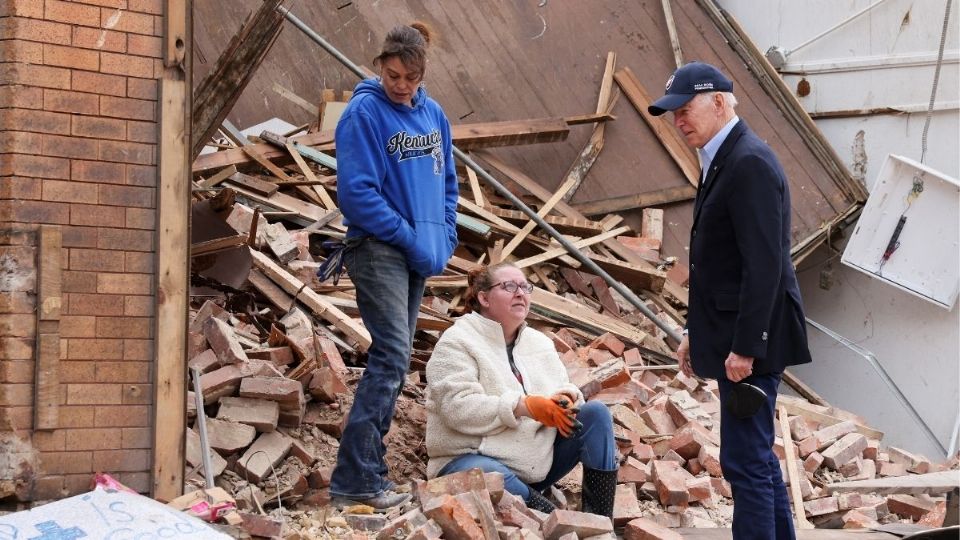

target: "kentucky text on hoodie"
[335,78,459,277]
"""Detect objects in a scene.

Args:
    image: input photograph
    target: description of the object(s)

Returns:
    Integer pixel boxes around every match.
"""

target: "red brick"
[70,248,124,271]
[0,360,34,383]
[125,164,155,186]
[100,51,153,78]
[101,8,154,35]
[42,89,96,116]
[803,496,839,517]
[92,449,149,472]
[67,292,123,315]
[100,96,155,121]
[122,295,152,317]
[542,509,614,539]
[624,517,683,540]
[0,108,70,136]
[0,130,41,154]
[60,360,97,383]
[123,339,152,360]
[236,431,293,482]
[651,460,692,508]
[125,120,156,144]
[0,40,43,62]
[94,361,149,383]
[1,153,70,179]
[67,383,122,404]
[65,338,123,359]
[40,450,95,476]
[72,117,127,142]
[70,203,126,227]
[65,426,121,450]
[122,383,151,405]
[640,401,677,435]
[217,396,279,433]
[1,17,72,44]
[4,62,71,89]
[0,177,42,200]
[41,134,99,159]
[45,0,100,26]
[71,25,126,52]
[822,433,868,470]
[128,0,162,14]
[0,382,32,405]
[99,183,155,207]
[0,85,43,109]
[125,78,156,101]
[33,430,66,451]
[94,404,148,427]
[61,316,98,338]
[0,0,45,17]
[62,270,98,293]
[422,494,484,540]
[126,33,161,57]
[42,43,98,70]
[60,225,98,248]
[71,159,126,186]
[58,405,96,428]
[96,316,150,339]
[121,426,151,448]
[97,228,153,252]
[877,460,907,477]
[123,251,152,273]
[199,364,243,404]
[72,70,125,96]
[0,337,32,360]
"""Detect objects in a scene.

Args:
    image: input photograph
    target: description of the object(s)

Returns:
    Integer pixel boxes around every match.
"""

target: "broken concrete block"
[623,517,683,540]
[822,433,868,469]
[247,346,294,366]
[541,510,614,540]
[886,494,936,521]
[841,509,880,529]
[376,509,431,540]
[422,493,484,540]
[651,460,692,508]
[202,417,256,455]
[203,317,249,365]
[236,431,293,483]
[217,396,279,432]
[613,483,643,526]
[345,513,389,532]
[803,496,839,517]
[308,366,349,403]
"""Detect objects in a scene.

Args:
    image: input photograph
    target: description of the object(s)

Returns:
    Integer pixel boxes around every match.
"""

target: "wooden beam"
[485,207,603,237]
[472,150,585,221]
[825,470,960,496]
[225,172,278,197]
[499,176,579,260]
[573,184,696,215]
[251,250,372,351]
[193,117,570,174]
[564,112,617,125]
[778,406,816,529]
[589,253,667,293]
[563,51,618,202]
[776,396,883,440]
[191,0,284,159]
[530,288,648,345]
[465,165,485,208]
[196,164,237,189]
[661,0,684,68]
[153,0,191,502]
[457,197,522,234]
[514,226,631,269]
[34,225,61,430]
[226,183,328,223]
[615,67,700,187]
[190,234,248,257]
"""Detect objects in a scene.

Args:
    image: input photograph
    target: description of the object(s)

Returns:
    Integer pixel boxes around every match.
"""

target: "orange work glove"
[525,395,576,437]
[550,391,578,409]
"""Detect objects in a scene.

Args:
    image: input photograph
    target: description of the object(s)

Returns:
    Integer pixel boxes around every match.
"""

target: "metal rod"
[789,0,890,55]
[277,6,683,345]
[806,318,947,456]
[191,366,216,489]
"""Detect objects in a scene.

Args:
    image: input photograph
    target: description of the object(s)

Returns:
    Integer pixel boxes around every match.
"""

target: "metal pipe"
[806,318,948,456]
[190,366,216,489]
[277,6,683,345]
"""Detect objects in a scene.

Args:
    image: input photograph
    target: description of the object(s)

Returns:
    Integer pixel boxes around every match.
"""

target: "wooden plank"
[240,143,293,182]
[251,250,372,351]
[473,150,584,221]
[247,268,294,311]
[530,288,648,345]
[225,171,278,196]
[562,51,617,202]
[778,406,816,529]
[661,0,684,68]
[272,81,319,116]
[284,142,337,211]
[573,184,696,216]
[514,226,631,269]
[485,207,603,237]
[776,396,884,441]
[163,0,186,68]
[589,253,667,293]
[191,0,284,159]
[190,234,248,257]
[34,225,61,431]
[614,66,700,187]
[197,164,237,189]
[500,176,579,260]
[153,3,191,499]
[563,112,617,125]
[825,470,960,496]
[457,197,522,234]
[193,117,569,173]
[466,165,485,207]
[227,183,328,223]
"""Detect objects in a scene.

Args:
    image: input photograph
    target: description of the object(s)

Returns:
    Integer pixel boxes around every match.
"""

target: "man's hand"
[725,352,754,382]
[676,335,693,377]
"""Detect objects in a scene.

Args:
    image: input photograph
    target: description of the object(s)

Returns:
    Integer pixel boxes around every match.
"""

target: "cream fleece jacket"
[425,312,583,483]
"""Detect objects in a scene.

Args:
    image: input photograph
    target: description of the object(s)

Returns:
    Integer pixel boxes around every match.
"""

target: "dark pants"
[718,372,796,540]
[329,239,426,499]
[437,401,617,499]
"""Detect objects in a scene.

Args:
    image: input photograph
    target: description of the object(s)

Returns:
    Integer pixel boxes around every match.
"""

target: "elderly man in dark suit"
[649,62,813,540]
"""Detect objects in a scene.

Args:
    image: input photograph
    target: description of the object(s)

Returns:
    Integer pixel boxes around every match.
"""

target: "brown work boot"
[331,490,411,512]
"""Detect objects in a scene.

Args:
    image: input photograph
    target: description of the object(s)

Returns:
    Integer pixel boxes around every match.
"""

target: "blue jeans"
[437,401,617,500]
[329,238,426,499]
[718,372,796,540]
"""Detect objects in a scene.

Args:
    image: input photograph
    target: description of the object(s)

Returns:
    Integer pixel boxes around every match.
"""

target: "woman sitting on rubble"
[425,262,618,518]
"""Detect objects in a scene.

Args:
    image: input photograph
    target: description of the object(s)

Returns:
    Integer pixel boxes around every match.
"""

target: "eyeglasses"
[486,281,534,294]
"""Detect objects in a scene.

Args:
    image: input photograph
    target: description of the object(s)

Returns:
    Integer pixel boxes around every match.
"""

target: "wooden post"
[778,407,816,529]
[34,225,61,430]
[153,0,191,502]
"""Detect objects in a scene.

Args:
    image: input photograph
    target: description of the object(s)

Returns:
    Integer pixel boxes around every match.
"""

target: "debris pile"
[181,100,956,538]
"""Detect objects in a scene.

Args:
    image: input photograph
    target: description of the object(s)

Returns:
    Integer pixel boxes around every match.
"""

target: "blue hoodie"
[335,78,459,277]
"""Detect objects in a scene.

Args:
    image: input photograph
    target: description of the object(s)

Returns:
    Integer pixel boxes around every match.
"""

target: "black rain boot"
[525,487,557,514]
[581,467,617,518]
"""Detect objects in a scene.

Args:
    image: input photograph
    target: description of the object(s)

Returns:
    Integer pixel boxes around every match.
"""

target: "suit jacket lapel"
[692,120,749,227]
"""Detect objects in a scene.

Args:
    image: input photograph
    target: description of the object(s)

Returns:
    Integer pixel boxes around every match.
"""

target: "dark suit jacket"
[687,120,812,380]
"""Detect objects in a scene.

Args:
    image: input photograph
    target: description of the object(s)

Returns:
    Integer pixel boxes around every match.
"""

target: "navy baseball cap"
[648,62,734,116]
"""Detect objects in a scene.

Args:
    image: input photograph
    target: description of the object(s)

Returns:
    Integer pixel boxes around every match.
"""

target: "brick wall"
[0,0,163,500]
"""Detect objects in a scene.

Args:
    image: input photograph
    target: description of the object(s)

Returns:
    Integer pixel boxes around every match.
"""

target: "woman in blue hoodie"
[329,22,458,510]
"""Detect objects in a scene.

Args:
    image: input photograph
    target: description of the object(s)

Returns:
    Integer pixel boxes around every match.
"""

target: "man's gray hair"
[693,91,738,109]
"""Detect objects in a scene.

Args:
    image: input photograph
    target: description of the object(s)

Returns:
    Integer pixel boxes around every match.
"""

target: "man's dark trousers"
[718,372,796,540]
